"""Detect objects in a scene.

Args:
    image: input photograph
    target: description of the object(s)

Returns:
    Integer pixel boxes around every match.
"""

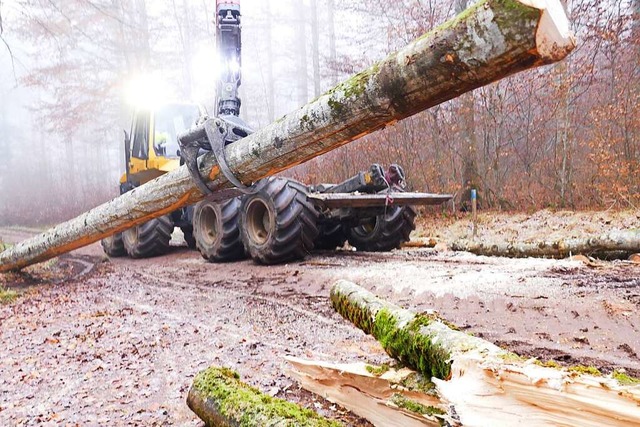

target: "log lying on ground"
[187,366,342,426]
[329,280,640,426]
[0,0,575,272]
[451,229,640,259]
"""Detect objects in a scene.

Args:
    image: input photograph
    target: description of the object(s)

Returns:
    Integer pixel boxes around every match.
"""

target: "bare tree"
[327,0,337,85]
[310,0,321,98]
[295,0,308,106]
[455,0,480,208]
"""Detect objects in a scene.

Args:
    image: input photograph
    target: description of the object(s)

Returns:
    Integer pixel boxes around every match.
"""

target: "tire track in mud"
[133,269,353,331]
[104,268,363,362]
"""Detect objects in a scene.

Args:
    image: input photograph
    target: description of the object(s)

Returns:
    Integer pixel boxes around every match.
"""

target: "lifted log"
[187,366,342,426]
[0,0,575,272]
[329,280,640,426]
[451,230,640,259]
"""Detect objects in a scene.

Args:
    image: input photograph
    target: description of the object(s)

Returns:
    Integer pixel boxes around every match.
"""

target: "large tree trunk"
[0,0,575,272]
[187,366,341,426]
[450,229,640,259]
[329,280,640,426]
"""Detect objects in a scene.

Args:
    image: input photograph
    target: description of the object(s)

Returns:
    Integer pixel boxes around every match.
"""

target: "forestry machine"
[101,0,451,264]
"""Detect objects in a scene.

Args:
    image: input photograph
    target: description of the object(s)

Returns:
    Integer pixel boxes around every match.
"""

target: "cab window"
[153,104,201,158]
[131,113,149,159]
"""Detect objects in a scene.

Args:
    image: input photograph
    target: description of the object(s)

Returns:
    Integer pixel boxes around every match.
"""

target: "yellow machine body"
[120,103,203,187]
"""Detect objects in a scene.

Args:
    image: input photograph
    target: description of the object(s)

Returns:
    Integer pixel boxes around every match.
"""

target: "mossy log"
[330,280,640,426]
[0,0,575,272]
[451,230,640,259]
[187,366,342,427]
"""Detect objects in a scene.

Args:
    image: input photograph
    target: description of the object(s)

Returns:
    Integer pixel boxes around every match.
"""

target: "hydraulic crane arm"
[216,1,242,117]
[178,0,253,196]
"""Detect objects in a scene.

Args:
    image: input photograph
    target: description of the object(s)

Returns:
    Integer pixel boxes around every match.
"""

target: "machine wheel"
[122,215,174,258]
[101,233,126,257]
[346,205,416,252]
[181,226,197,249]
[314,223,347,250]
[193,198,245,262]
[240,177,319,264]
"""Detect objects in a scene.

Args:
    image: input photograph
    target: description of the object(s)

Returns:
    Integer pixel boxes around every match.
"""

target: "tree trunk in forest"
[132,0,151,71]
[450,229,640,259]
[456,0,481,210]
[329,280,640,426]
[264,1,275,122]
[556,0,573,207]
[327,0,338,85]
[296,0,309,106]
[187,366,341,426]
[311,0,321,98]
[0,0,576,272]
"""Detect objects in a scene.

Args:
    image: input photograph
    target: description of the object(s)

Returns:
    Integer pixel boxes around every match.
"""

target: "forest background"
[0,0,638,226]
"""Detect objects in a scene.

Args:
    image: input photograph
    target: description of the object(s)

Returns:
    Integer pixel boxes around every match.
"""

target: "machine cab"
[122,103,203,187]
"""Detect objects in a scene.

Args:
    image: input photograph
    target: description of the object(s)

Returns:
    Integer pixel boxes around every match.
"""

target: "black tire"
[346,205,416,252]
[240,177,319,264]
[101,233,126,257]
[193,198,245,262]
[181,226,197,249]
[122,215,174,258]
[315,223,347,250]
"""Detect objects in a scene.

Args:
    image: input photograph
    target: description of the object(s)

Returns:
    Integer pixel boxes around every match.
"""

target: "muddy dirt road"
[1,226,639,426]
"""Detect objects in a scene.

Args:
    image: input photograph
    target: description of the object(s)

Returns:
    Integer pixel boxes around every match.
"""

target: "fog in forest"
[0,0,638,227]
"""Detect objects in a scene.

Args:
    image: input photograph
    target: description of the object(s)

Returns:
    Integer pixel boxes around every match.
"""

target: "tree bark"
[450,229,640,259]
[187,366,341,426]
[0,0,576,272]
[330,280,640,426]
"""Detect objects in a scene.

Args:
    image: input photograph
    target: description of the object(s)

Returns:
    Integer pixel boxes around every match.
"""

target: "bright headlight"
[124,72,168,109]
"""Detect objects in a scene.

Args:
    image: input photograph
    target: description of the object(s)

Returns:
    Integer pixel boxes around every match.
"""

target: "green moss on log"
[330,291,375,333]
[568,365,602,376]
[331,286,453,379]
[373,309,452,380]
[390,393,445,417]
[399,372,438,395]
[191,367,343,427]
[612,370,640,386]
[365,363,390,376]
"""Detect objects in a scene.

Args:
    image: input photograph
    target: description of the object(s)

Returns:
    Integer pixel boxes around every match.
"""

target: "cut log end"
[522,0,576,62]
